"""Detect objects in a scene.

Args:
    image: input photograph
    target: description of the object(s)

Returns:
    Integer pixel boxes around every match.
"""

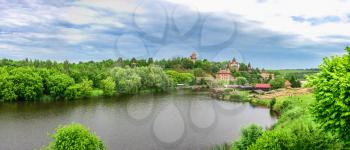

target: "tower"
[190,52,197,63]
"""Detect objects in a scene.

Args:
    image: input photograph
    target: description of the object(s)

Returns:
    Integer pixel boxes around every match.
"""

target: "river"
[0,90,276,150]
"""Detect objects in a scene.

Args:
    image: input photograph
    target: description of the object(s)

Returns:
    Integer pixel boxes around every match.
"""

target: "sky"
[0,0,349,69]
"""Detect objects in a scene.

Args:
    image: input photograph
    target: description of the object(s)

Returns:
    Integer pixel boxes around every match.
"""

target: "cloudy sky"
[0,0,349,69]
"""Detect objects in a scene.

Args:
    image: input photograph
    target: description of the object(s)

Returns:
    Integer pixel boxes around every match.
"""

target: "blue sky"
[0,0,349,69]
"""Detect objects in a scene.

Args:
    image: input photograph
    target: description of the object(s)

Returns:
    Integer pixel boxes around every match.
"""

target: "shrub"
[64,79,93,100]
[268,78,284,89]
[46,123,106,150]
[269,98,276,109]
[236,77,248,85]
[249,121,341,150]
[231,124,263,150]
[100,77,116,96]
[47,73,75,99]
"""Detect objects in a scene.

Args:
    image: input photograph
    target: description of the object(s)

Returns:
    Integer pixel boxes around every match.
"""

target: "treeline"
[0,64,172,102]
[0,57,229,102]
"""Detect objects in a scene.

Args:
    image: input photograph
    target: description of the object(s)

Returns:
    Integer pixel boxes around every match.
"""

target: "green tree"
[46,123,106,150]
[64,79,93,100]
[0,67,43,101]
[47,73,75,99]
[165,70,194,85]
[268,77,284,89]
[111,67,142,94]
[236,77,248,85]
[232,124,263,150]
[100,77,116,96]
[309,47,350,144]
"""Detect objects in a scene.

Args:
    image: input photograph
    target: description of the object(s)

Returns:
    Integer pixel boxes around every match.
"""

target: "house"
[255,84,271,91]
[260,69,274,80]
[190,52,197,63]
[285,80,292,89]
[216,69,234,81]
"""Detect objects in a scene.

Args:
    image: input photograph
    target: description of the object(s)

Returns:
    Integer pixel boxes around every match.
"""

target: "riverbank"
[212,89,345,150]
[211,88,313,113]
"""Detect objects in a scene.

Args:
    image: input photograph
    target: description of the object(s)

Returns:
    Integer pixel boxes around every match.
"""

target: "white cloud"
[58,28,91,44]
[164,0,350,44]
[75,0,140,13]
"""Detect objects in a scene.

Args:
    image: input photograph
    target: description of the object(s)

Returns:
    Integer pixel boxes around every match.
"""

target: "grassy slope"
[229,94,344,150]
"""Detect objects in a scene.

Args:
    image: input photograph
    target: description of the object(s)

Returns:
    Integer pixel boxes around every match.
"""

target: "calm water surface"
[0,90,276,150]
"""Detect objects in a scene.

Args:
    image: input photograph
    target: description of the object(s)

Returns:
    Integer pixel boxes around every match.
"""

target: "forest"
[0,58,222,101]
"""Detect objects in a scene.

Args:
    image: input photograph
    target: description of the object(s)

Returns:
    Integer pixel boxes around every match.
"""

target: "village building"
[255,84,272,91]
[190,52,197,63]
[216,69,234,81]
[247,63,253,72]
[260,69,274,80]
[131,57,137,66]
[227,58,240,71]
[285,80,292,89]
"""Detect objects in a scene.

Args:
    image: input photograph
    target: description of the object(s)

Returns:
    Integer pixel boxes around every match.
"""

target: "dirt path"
[255,88,313,99]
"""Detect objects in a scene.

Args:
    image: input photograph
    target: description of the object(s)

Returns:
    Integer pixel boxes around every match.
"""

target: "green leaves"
[46,123,106,150]
[309,47,350,144]
[0,67,43,101]
[100,77,115,96]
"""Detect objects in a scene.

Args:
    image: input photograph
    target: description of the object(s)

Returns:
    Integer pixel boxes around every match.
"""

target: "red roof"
[255,84,271,89]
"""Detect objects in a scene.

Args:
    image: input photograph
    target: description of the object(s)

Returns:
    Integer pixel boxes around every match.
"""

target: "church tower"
[190,52,197,63]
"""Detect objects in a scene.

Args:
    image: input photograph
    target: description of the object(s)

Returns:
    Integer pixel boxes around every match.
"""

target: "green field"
[270,69,319,80]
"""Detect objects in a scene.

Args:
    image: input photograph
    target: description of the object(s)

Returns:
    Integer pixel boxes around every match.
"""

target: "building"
[285,80,292,89]
[190,52,197,63]
[227,58,240,71]
[247,63,253,72]
[260,69,274,80]
[255,84,272,91]
[216,69,234,81]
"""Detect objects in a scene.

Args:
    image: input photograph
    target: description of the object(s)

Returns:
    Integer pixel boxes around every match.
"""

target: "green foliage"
[236,77,248,85]
[268,77,284,89]
[241,94,344,150]
[249,121,340,150]
[165,70,194,85]
[269,98,276,109]
[46,123,106,150]
[64,79,93,100]
[135,65,171,91]
[100,77,116,96]
[193,68,207,77]
[47,73,75,99]
[111,67,142,94]
[285,75,301,88]
[231,124,263,150]
[0,67,43,101]
[308,47,350,144]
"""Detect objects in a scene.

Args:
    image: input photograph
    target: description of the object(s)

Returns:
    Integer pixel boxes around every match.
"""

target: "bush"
[165,70,194,85]
[46,123,106,150]
[232,124,263,150]
[236,77,248,85]
[249,121,341,150]
[309,47,350,143]
[64,79,93,100]
[100,77,116,96]
[268,78,284,89]
[269,98,276,109]
[47,73,75,99]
